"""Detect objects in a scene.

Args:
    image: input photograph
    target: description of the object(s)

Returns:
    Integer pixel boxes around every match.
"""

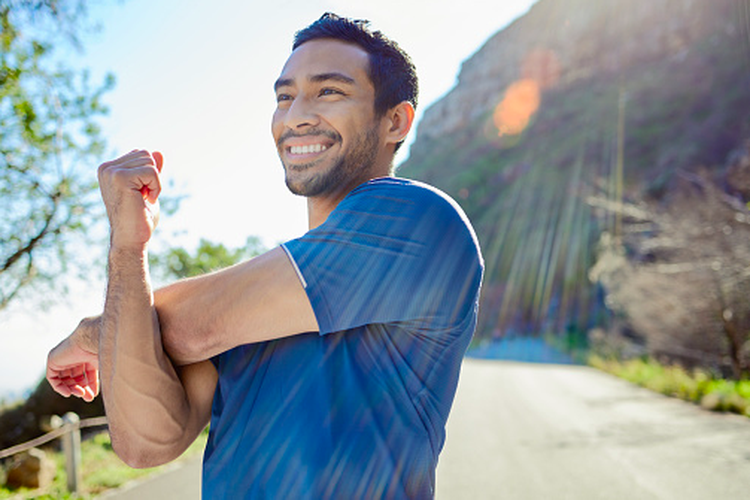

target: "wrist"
[74,316,102,354]
[108,240,150,273]
[109,235,149,257]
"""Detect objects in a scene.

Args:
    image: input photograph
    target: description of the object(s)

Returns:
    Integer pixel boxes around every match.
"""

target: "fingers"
[97,149,165,247]
[152,151,164,173]
[84,364,100,402]
[49,368,100,400]
[98,149,164,201]
[47,363,100,400]
[141,151,164,202]
[46,330,101,400]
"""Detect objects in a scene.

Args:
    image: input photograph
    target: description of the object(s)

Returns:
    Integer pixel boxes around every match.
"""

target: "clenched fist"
[97,150,164,249]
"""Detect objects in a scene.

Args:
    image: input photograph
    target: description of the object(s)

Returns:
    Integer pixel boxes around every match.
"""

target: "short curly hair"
[293,12,419,120]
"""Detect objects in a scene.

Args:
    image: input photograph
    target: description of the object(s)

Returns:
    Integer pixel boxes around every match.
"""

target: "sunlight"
[493,48,561,138]
[493,78,541,137]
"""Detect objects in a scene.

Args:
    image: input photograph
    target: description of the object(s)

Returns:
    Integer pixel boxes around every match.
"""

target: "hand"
[97,150,164,249]
[46,319,100,402]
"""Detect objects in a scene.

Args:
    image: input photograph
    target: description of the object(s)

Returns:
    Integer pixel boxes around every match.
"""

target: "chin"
[285,170,321,197]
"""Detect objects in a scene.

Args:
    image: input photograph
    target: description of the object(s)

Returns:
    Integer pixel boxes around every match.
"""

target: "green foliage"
[0,430,208,498]
[590,356,750,418]
[0,0,113,311]
[150,236,266,282]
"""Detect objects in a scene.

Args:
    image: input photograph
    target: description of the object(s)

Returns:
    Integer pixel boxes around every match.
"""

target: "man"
[46,13,483,499]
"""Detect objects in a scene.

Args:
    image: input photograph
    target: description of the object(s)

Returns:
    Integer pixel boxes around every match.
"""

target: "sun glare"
[493,79,541,137]
[493,48,561,138]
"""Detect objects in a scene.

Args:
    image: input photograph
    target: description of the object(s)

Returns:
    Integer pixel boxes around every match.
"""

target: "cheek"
[271,114,284,143]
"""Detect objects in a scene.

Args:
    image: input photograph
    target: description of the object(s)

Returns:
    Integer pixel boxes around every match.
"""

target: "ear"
[383,101,415,148]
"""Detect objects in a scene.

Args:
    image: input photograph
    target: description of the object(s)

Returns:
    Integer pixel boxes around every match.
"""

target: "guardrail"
[0,413,108,494]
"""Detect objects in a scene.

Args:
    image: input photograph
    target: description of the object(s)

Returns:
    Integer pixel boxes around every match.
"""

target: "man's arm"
[47,147,318,407]
[101,246,216,467]
[46,309,217,467]
[46,244,318,393]
[154,245,318,365]
[95,150,216,467]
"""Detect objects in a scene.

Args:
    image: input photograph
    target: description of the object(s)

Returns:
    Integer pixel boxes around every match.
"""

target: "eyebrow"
[274,72,356,91]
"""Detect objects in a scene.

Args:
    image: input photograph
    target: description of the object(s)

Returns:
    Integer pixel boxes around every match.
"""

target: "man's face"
[272,39,385,198]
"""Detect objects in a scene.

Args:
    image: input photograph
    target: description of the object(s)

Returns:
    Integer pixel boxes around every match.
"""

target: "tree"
[150,236,267,282]
[0,0,113,311]
[590,158,750,379]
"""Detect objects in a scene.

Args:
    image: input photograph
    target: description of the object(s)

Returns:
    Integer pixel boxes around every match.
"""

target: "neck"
[307,195,341,230]
[304,156,395,230]
[305,173,394,230]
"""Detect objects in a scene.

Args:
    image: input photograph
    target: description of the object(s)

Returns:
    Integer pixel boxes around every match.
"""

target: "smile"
[289,143,329,155]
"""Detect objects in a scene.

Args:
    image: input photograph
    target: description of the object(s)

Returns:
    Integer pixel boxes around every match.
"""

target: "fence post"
[61,412,82,494]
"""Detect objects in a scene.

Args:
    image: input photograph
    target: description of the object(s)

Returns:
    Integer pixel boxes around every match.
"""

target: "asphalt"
[101,358,750,499]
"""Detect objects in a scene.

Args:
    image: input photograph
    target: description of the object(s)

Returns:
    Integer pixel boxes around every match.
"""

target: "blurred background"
[0,0,536,400]
[2,0,750,482]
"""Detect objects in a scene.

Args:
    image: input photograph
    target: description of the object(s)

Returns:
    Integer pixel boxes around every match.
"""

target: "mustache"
[277,128,341,146]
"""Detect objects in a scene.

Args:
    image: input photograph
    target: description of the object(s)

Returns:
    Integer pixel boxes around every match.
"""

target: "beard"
[279,125,381,198]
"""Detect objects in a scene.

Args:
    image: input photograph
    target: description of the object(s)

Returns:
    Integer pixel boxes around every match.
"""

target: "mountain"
[400,0,750,352]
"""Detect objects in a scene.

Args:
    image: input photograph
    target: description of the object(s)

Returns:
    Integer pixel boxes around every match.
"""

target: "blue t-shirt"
[202,177,483,499]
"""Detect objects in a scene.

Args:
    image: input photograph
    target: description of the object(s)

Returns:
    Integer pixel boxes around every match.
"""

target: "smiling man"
[46,13,483,499]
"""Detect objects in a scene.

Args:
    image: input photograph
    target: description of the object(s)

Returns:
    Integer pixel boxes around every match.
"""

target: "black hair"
[293,12,419,120]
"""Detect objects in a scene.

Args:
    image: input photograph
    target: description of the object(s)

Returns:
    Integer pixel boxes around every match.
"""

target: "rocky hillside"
[415,0,740,142]
[400,0,750,349]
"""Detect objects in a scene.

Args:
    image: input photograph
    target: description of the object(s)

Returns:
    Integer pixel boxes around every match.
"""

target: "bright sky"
[0,0,536,398]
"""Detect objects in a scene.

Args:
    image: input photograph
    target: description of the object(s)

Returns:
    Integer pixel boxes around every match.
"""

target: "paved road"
[98,458,202,500]
[437,359,750,499]
[102,359,750,499]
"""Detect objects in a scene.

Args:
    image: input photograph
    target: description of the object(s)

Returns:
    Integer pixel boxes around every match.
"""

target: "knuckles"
[97,150,159,187]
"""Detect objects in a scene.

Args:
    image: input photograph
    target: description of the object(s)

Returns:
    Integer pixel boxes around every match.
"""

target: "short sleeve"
[282,178,483,336]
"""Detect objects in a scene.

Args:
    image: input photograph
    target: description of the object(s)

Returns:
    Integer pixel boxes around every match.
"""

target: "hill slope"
[400,0,750,346]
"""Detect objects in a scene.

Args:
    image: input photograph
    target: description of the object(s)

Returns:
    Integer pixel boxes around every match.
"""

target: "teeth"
[290,144,328,155]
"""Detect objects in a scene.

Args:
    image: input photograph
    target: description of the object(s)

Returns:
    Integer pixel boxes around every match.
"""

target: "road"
[102,358,750,499]
[437,359,750,499]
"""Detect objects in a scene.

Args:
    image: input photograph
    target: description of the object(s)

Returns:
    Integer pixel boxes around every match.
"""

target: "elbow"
[111,434,180,469]
[160,312,212,366]
[117,450,162,470]
[163,327,210,366]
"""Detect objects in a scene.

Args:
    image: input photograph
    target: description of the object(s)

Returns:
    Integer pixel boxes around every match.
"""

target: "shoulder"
[345,177,458,208]
[340,177,475,229]
[338,176,483,266]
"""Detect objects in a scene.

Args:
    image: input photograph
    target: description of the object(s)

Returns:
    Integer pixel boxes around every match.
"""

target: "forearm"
[77,245,313,369]
[67,273,216,366]
[100,246,193,467]
[154,247,317,366]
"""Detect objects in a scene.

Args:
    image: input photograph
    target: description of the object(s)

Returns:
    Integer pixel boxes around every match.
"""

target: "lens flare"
[493,79,541,137]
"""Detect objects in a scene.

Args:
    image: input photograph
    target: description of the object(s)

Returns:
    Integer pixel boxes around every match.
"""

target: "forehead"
[276,39,372,88]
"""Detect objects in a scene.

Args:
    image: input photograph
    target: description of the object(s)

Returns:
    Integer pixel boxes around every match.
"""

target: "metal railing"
[0,413,108,494]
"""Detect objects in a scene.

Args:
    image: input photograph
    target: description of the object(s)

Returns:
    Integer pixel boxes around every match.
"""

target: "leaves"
[0,2,112,311]
[150,237,267,282]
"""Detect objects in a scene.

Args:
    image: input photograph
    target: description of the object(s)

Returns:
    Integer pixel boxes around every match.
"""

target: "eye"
[275,93,293,109]
[319,88,344,97]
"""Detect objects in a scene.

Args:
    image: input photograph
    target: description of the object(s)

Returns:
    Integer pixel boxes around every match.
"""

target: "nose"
[283,95,320,130]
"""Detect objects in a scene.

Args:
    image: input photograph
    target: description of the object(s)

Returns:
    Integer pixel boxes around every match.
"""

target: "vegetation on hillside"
[401,0,750,377]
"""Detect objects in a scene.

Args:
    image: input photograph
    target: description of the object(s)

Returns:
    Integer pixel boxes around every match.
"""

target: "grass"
[0,428,208,499]
[590,355,750,418]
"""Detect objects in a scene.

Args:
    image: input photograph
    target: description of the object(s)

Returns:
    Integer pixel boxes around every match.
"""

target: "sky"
[0,0,537,398]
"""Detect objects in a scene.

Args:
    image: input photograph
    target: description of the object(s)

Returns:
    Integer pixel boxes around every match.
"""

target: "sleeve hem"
[280,243,307,289]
